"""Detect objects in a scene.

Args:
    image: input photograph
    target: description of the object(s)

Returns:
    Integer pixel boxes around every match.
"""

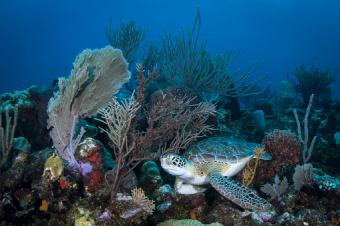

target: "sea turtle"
[160,137,272,210]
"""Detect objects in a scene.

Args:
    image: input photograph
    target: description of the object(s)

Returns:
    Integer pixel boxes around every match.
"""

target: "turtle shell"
[185,137,263,164]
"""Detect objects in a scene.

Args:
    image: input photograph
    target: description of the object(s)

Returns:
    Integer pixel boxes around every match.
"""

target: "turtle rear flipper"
[208,171,271,210]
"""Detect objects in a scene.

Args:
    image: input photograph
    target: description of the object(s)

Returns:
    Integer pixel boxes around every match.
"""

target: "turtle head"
[160,153,189,176]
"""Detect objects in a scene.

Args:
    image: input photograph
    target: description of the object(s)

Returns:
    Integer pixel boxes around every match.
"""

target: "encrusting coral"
[47,46,131,169]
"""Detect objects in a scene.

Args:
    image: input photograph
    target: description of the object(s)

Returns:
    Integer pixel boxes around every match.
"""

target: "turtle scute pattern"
[186,137,262,163]
[208,171,271,210]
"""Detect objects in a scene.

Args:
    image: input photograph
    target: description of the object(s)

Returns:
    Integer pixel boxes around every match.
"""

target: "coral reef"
[0,10,339,226]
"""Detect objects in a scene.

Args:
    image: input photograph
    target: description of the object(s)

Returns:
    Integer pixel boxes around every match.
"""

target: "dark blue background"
[0,0,339,97]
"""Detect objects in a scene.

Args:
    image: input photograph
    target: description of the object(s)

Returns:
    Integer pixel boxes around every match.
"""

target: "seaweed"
[158,9,263,99]
[105,20,145,64]
[289,64,337,105]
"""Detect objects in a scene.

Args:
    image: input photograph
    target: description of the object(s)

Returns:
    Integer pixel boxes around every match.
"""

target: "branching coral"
[105,20,145,64]
[115,188,155,219]
[0,106,18,169]
[293,94,317,163]
[131,187,155,214]
[97,95,141,197]
[260,175,288,201]
[134,89,216,154]
[99,90,215,197]
[47,46,130,169]
[289,65,336,105]
[159,9,263,99]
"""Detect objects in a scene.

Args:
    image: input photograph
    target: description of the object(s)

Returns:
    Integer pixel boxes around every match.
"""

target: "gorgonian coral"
[47,46,130,169]
[158,9,263,99]
[0,106,18,170]
[105,20,145,64]
[289,65,336,105]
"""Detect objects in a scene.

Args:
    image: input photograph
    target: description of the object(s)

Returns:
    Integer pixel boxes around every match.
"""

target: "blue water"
[1,0,339,97]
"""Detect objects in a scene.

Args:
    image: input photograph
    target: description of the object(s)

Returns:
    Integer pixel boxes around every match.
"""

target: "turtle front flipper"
[175,177,208,194]
[208,171,271,210]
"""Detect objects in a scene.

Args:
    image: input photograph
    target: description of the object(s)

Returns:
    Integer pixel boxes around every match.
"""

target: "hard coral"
[255,130,300,183]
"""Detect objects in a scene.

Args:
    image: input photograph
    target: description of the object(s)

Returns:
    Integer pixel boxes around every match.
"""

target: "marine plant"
[97,94,141,197]
[97,87,215,198]
[139,89,216,154]
[47,46,130,169]
[105,20,145,64]
[289,65,336,105]
[158,9,263,99]
[0,106,18,170]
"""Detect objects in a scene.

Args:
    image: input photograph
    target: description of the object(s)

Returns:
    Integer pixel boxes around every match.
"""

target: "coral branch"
[0,106,18,169]
[97,95,141,197]
[293,94,317,163]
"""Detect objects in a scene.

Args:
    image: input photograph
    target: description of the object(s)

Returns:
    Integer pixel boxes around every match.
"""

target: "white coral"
[261,175,288,201]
